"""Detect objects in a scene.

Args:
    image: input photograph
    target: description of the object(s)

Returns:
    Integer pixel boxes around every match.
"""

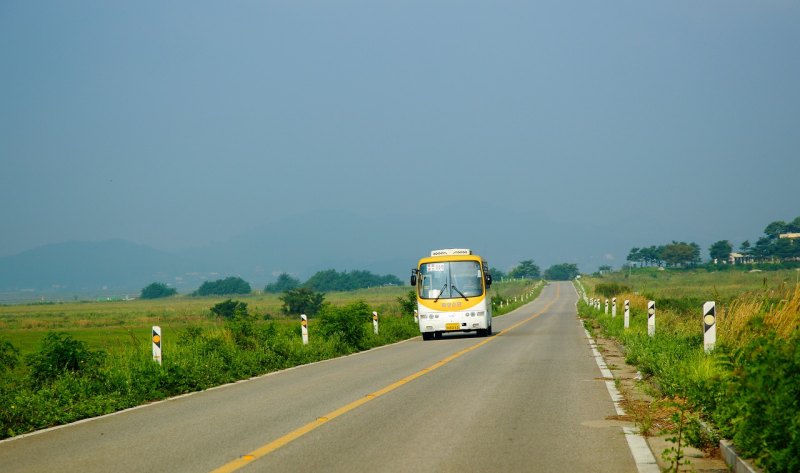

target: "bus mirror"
[485,273,492,288]
[410,269,418,286]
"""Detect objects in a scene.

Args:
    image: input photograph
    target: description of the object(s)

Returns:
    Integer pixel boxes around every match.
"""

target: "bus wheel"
[434,331,443,339]
[422,332,433,341]
[487,324,493,336]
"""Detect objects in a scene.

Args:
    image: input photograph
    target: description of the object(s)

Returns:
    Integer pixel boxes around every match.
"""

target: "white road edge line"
[574,286,660,473]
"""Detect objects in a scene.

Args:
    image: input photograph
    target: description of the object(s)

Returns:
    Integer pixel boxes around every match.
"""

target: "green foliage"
[397,290,416,316]
[709,240,733,262]
[194,277,251,296]
[594,282,631,298]
[721,332,800,472]
[508,260,540,279]
[543,263,579,281]
[280,287,325,316]
[264,273,301,293]
[25,332,104,387]
[317,300,371,351]
[210,299,248,320]
[303,269,402,292]
[489,267,506,280]
[140,282,177,299]
[660,241,701,267]
[0,338,19,375]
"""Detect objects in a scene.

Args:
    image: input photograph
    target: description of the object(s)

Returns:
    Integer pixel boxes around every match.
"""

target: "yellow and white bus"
[410,249,493,340]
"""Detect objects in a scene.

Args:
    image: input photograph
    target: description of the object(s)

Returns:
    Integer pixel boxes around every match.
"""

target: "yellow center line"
[211,284,560,473]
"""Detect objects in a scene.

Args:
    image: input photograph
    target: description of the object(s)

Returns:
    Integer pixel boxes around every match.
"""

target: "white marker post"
[605,299,609,314]
[152,326,162,365]
[612,297,617,318]
[414,309,418,324]
[703,301,716,353]
[373,311,379,335]
[624,300,630,329]
[301,314,308,345]
[647,301,656,337]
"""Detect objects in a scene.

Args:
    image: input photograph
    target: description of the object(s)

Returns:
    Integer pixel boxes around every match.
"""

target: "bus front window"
[419,261,483,299]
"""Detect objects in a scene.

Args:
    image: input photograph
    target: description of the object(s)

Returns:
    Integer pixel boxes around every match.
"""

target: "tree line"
[140,269,402,299]
[490,259,579,281]
[626,215,800,268]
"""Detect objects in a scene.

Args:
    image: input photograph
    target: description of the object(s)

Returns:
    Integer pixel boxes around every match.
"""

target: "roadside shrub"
[722,332,800,472]
[397,290,416,316]
[0,338,19,375]
[25,332,105,387]
[318,300,370,351]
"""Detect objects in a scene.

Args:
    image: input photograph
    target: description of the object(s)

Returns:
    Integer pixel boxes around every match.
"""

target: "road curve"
[0,282,638,472]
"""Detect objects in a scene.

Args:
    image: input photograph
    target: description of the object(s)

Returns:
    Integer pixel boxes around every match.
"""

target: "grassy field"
[0,286,407,355]
[583,266,800,301]
[0,281,538,355]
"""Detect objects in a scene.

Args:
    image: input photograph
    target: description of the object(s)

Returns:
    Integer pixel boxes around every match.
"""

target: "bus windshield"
[418,261,483,300]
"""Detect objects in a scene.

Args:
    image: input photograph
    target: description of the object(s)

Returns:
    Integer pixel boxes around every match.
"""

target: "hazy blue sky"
[2,1,798,271]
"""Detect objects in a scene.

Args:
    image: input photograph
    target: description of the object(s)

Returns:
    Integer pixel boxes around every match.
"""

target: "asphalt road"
[0,282,639,472]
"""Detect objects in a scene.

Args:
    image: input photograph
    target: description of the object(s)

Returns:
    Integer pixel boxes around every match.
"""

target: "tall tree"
[508,260,541,279]
[660,241,700,267]
[626,248,641,267]
[709,240,733,262]
[543,263,579,281]
[764,220,787,239]
[740,240,751,255]
[264,273,300,293]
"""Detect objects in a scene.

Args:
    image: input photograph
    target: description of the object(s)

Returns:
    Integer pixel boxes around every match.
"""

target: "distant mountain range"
[0,206,641,301]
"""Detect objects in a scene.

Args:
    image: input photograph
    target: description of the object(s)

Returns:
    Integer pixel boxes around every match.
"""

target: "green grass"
[586,266,800,301]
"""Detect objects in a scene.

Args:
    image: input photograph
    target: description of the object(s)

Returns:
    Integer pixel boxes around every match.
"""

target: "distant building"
[729,252,753,265]
[779,233,800,239]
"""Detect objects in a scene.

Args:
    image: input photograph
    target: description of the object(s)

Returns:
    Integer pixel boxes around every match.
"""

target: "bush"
[397,290,416,316]
[280,288,325,316]
[723,332,800,472]
[25,333,104,387]
[210,299,248,319]
[318,300,371,351]
[194,277,251,296]
[0,338,19,375]
[140,282,177,299]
